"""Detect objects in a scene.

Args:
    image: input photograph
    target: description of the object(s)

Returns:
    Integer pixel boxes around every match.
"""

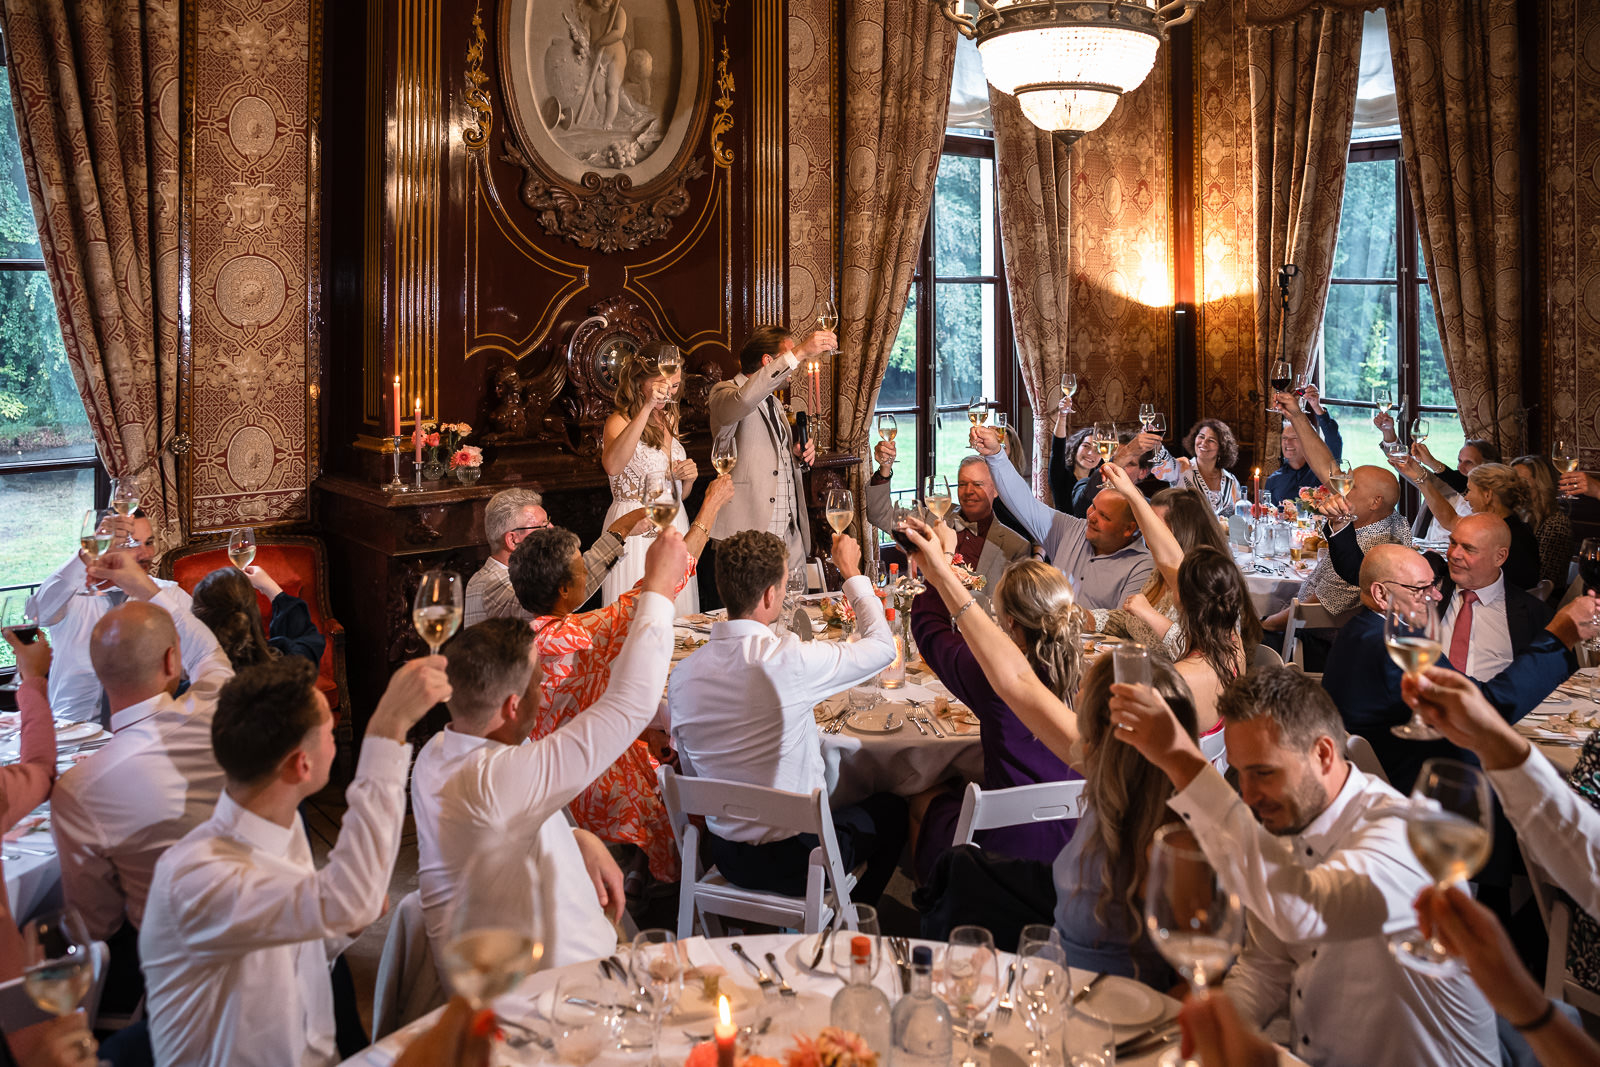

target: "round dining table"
[1230,549,1312,619]
[336,932,1272,1067]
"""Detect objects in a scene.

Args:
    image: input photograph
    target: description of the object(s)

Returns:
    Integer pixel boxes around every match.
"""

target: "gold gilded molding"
[710,40,734,168]
[753,0,784,323]
[624,165,733,351]
[395,0,443,417]
[363,0,385,427]
[464,1,492,151]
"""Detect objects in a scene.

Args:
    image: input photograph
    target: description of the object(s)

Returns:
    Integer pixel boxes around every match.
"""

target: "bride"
[600,342,700,614]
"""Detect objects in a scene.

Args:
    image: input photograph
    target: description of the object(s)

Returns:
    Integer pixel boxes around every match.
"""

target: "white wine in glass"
[412,570,462,654]
[1410,418,1430,445]
[924,476,953,521]
[818,298,839,333]
[876,413,897,443]
[1386,597,1443,740]
[1093,422,1118,462]
[228,527,257,570]
[77,509,114,598]
[1327,463,1355,497]
[1555,440,1579,501]
[1374,385,1394,417]
[1390,759,1493,976]
[655,344,682,376]
[442,846,545,1006]
[1061,373,1079,400]
[826,488,854,535]
[711,438,737,477]
[642,472,681,532]
[22,910,94,1018]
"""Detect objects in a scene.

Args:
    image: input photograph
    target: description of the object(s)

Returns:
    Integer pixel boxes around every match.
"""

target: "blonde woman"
[601,342,700,613]
[1405,458,1540,590]
[1512,455,1574,594]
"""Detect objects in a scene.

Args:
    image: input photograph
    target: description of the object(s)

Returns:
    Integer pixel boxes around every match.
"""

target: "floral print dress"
[531,565,694,882]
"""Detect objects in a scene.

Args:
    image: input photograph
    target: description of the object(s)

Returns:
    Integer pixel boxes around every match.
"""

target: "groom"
[707,325,835,566]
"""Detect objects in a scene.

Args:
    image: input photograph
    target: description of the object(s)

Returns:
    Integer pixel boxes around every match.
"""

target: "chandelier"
[937,0,1203,143]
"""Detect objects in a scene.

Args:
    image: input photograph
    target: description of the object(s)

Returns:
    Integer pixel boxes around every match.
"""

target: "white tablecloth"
[1232,552,1312,618]
[339,932,1266,1067]
[1516,669,1597,776]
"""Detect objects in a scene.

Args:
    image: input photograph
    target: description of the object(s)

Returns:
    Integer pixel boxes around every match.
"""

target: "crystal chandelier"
[937,0,1203,143]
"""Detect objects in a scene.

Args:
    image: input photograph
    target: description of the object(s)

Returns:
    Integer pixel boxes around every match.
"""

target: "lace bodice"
[608,436,686,504]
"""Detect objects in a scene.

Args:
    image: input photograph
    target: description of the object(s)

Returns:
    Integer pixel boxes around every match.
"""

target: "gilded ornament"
[710,40,734,168]
[464,2,493,150]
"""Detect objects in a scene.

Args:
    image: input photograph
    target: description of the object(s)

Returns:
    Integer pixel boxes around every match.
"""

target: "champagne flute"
[228,527,257,571]
[442,845,546,1007]
[0,597,39,693]
[1145,824,1245,1067]
[1386,597,1444,741]
[108,478,140,547]
[631,930,683,1067]
[22,909,95,1019]
[825,488,854,537]
[76,509,114,598]
[642,472,681,533]
[936,925,998,1067]
[876,413,898,444]
[412,570,462,655]
[1555,440,1579,500]
[1388,759,1494,976]
[711,437,737,477]
[923,476,953,523]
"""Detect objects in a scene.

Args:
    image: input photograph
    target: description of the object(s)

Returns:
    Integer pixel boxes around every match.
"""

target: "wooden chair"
[951,780,1086,848]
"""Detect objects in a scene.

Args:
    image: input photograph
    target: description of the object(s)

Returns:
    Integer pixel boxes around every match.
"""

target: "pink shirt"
[0,677,58,978]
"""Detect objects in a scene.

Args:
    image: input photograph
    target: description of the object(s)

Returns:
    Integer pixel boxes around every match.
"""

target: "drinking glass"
[967,397,989,427]
[631,930,684,1067]
[655,345,683,376]
[642,472,681,533]
[1555,440,1579,500]
[1145,824,1245,1067]
[442,846,546,1008]
[1294,370,1313,405]
[1060,373,1079,402]
[551,975,608,1065]
[818,297,840,334]
[1327,462,1355,498]
[825,488,854,537]
[936,925,998,1067]
[876,413,898,444]
[828,903,882,976]
[108,478,140,547]
[228,527,257,571]
[76,509,114,598]
[993,411,1009,433]
[22,909,95,1019]
[1410,417,1431,446]
[413,569,463,655]
[1578,540,1600,647]
[1373,385,1394,417]
[1112,643,1153,688]
[1388,759,1494,976]
[711,437,737,477]
[1138,402,1155,430]
[0,596,39,692]
[1013,938,1070,1067]
[1386,597,1443,740]
[1092,422,1118,465]
[923,476,953,523]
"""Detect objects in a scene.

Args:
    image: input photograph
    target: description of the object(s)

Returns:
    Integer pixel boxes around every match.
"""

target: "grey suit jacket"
[708,355,811,555]
[864,477,1030,592]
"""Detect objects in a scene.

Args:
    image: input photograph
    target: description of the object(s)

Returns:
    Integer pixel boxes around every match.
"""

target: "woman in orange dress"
[511,474,733,881]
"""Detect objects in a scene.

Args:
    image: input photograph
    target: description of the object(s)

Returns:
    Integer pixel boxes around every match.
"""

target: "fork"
[730,942,775,993]
[765,953,798,998]
[993,961,1015,1026]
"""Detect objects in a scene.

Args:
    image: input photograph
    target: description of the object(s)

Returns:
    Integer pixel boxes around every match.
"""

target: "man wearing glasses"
[464,489,647,626]
[864,452,1029,593]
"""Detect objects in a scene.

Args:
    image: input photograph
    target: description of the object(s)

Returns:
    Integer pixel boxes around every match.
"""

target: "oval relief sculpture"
[225,425,276,491]
[214,254,288,327]
[227,96,278,159]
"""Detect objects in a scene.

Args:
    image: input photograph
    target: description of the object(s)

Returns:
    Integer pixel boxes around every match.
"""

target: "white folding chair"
[1282,598,1354,668]
[1528,579,1554,602]
[951,780,1086,847]
[1199,729,1229,776]
[371,891,446,1040]
[1250,643,1284,670]
[1527,861,1600,1018]
[658,767,859,938]
[1344,734,1388,784]
[0,940,108,1033]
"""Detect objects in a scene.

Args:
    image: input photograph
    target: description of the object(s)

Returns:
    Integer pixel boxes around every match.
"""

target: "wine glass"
[923,476,953,523]
[76,509,114,598]
[1145,824,1245,1067]
[1555,440,1579,500]
[967,397,989,428]
[1061,373,1079,403]
[711,437,737,477]
[1410,417,1431,446]
[108,477,140,547]
[828,903,882,975]
[228,527,257,571]
[22,909,95,1019]
[936,925,998,1067]
[442,846,546,1008]
[876,413,898,445]
[1373,384,1394,418]
[0,596,39,693]
[1386,596,1444,741]
[1138,402,1155,430]
[1388,759,1494,976]
[993,411,1009,433]
[1013,930,1069,1066]
[1148,412,1171,465]
[631,930,684,1067]
[655,345,683,376]
[551,975,608,1065]
[1327,461,1355,498]
[412,570,462,655]
[818,297,840,336]
[825,488,854,538]
[642,472,681,533]
[1092,422,1118,465]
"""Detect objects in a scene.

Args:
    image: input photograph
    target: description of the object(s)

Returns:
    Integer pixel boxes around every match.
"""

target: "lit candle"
[1253,467,1261,511]
[392,376,401,437]
[714,994,735,1067]
[414,398,423,465]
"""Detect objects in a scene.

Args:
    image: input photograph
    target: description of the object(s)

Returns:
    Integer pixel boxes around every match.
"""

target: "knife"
[1071,972,1107,1005]
[810,921,835,970]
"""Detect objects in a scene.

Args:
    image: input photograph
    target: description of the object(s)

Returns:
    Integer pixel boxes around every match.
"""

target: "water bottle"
[889,945,952,1067]
[1227,499,1253,549]
[830,936,891,1055]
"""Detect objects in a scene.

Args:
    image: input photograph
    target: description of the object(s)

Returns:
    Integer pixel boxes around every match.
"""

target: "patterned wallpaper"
[183,0,317,533]
[788,0,837,444]
[1545,0,1600,465]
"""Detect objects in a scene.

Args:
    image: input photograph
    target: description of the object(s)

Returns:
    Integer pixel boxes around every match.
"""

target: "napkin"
[669,939,748,1023]
[813,695,849,723]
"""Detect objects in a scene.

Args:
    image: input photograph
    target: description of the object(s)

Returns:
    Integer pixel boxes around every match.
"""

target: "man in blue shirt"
[1263,384,1341,504]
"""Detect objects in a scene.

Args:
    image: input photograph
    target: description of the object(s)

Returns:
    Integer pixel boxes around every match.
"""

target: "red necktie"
[1448,590,1478,670]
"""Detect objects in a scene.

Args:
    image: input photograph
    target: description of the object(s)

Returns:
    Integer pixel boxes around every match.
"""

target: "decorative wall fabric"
[1387,0,1524,456]
[1248,7,1363,446]
[835,0,956,500]
[788,0,836,350]
[1244,0,1382,26]
[0,0,182,544]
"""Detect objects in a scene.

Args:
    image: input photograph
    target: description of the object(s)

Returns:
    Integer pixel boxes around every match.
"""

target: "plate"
[846,706,904,733]
[1075,975,1164,1028]
[54,722,103,742]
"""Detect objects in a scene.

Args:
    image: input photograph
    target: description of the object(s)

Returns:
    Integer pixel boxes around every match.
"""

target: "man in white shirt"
[415,530,684,970]
[1437,514,1552,682]
[667,529,904,904]
[140,651,450,1067]
[27,512,190,722]
[1111,665,1496,1067]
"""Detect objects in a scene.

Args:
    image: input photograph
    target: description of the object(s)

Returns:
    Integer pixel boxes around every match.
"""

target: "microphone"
[793,411,812,472]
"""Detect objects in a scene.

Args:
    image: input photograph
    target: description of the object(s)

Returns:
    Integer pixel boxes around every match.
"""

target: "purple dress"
[911,588,1080,882]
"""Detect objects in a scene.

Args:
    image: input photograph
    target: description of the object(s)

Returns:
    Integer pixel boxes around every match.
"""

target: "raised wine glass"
[818,297,840,335]
[1373,384,1394,419]
[1149,412,1171,465]
[711,437,737,478]
[936,925,998,1067]
[876,413,898,445]
[442,844,546,1008]
[631,930,683,1067]
[412,569,462,655]
[1145,825,1245,1067]
[642,472,681,534]
[0,596,39,693]
[1410,417,1431,447]
[1268,360,1293,412]
[1388,759,1494,976]
[108,477,140,547]
[1555,440,1579,501]
[1387,596,1444,741]
[228,527,257,571]
[655,344,683,376]
[923,476,953,523]
[76,509,114,598]
[1061,373,1079,403]
[967,397,989,428]
[992,410,1009,433]
[1092,422,1118,465]
[22,909,95,1020]
[825,488,854,538]
[1326,461,1355,499]
[1138,402,1156,430]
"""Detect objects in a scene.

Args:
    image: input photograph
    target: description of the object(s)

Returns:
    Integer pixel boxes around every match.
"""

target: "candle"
[714,994,735,1067]
[1252,467,1261,513]
[414,398,423,465]
[392,377,402,437]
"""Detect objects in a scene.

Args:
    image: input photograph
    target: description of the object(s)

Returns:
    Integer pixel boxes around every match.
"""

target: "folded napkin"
[813,695,849,723]
[670,938,748,1023]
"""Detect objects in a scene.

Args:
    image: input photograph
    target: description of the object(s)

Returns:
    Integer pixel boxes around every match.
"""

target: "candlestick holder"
[413,451,424,491]
[384,435,409,493]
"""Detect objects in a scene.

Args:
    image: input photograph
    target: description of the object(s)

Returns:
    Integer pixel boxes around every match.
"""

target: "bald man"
[50,550,231,963]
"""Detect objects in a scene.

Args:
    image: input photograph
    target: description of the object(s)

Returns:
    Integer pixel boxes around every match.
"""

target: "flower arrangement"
[949,554,986,593]
[417,422,477,467]
[451,444,483,470]
[684,1028,876,1067]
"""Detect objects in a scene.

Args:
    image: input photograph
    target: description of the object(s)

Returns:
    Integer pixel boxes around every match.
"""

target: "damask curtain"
[836,0,957,520]
[989,90,1072,500]
[1247,4,1365,448]
[0,0,183,544]
[1386,0,1523,455]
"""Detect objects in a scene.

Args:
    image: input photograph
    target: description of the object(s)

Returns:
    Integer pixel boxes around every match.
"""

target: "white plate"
[55,722,103,742]
[846,706,904,734]
[1075,975,1164,1028]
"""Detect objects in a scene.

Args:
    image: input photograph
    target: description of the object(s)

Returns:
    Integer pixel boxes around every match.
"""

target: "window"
[872,132,1015,514]
[1318,138,1465,477]
[0,40,101,666]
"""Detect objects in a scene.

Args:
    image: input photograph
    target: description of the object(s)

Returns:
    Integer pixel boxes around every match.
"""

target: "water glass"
[1065,1003,1116,1067]
[551,976,607,1064]
[1112,643,1152,688]
[829,903,882,976]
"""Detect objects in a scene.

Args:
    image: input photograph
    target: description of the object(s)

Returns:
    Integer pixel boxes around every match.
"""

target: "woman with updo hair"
[1096,484,1231,656]
[190,565,325,670]
[1170,545,1253,735]
[1414,459,1541,590]
[908,558,1082,883]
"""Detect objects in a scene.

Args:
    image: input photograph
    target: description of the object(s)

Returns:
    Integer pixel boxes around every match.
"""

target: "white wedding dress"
[601,436,699,616]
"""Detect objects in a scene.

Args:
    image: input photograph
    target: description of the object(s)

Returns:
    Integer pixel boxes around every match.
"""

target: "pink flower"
[450,446,483,469]
[425,432,441,447]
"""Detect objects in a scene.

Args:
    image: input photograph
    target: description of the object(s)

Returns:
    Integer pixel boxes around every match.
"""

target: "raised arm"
[1276,393,1337,488]
[29,552,88,627]
[972,427,1082,552]
[601,399,664,478]
[1101,462,1182,586]
[707,353,796,433]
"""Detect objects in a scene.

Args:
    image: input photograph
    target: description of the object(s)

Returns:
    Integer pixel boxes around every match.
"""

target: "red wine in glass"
[1270,375,1293,393]
[6,627,39,644]
[1578,555,1600,595]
